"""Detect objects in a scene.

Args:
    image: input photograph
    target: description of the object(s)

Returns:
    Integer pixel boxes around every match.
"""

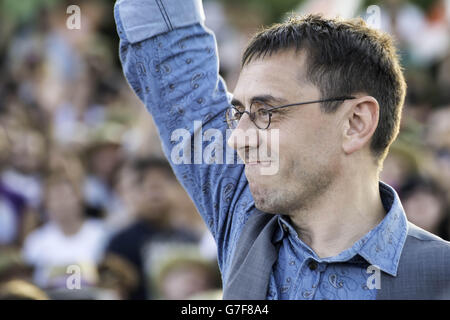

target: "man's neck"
[289,172,386,259]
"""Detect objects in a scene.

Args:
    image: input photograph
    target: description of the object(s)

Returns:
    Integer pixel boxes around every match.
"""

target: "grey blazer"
[223,210,450,300]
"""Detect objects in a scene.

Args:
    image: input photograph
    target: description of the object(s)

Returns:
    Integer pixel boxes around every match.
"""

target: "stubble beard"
[250,159,337,216]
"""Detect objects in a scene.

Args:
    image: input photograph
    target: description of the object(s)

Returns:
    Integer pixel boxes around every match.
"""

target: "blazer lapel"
[223,212,280,299]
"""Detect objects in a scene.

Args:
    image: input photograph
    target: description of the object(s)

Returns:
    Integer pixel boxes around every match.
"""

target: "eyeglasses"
[225,96,356,130]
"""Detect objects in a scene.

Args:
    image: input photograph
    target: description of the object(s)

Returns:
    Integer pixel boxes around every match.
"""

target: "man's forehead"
[233,50,311,103]
[241,49,307,77]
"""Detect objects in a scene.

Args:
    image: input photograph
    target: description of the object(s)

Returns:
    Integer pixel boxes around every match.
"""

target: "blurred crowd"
[0,0,449,300]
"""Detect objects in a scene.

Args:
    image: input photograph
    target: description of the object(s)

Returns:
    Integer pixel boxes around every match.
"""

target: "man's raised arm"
[114,0,253,276]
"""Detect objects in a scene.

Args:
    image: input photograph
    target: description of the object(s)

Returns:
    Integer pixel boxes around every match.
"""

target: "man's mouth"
[245,160,272,167]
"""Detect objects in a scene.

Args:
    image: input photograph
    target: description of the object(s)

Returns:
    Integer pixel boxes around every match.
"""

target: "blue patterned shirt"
[114,0,408,300]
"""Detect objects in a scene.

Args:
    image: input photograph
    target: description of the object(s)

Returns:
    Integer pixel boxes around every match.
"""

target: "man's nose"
[227,113,259,152]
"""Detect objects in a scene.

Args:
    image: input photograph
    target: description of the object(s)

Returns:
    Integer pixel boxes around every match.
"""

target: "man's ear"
[342,96,379,155]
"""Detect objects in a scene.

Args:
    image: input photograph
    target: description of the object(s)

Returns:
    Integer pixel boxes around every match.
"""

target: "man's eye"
[233,113,242,120]
[231,107,243,119]
[232,105,244,113]
[257,108,270,116]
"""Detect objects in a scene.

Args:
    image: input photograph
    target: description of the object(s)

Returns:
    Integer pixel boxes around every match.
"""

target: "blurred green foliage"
[0,0,58,24]
[216,0,305,24]
[363,0,437,12]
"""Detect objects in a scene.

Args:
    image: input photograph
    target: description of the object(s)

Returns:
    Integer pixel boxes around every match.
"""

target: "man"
[114,0,450,299]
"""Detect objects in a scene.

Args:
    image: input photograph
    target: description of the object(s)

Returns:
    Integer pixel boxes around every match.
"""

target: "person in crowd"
[0,279,49,300]
[151,244,221,300]
[105,158,199,299]
[22,160,107,292]
[82,129,124,221]
[96,252,140,300]
[0,124,47,246]
[400,176,449,240]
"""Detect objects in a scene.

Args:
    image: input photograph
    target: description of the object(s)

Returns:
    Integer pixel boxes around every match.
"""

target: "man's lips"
[245,161,272,167]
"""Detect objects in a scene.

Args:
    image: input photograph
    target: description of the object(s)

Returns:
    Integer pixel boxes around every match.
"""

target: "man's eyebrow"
[231,94,288,108]
[251,94,288,106]
[230,98,244,108]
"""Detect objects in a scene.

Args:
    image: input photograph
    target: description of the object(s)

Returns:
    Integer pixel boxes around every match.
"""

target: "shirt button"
[308,261,318,271]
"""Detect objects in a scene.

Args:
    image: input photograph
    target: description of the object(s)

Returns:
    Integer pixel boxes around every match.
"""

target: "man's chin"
[254,198,282,215]
[249,180,293,215]
[249,184,275,214]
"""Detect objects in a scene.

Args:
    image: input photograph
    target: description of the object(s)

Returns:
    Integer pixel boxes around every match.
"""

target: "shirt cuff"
[114,0,206,43]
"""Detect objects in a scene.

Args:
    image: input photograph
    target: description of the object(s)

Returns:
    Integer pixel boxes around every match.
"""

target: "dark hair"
[132,157,175,184]
[399,175,445,202]
[242,14,407,163]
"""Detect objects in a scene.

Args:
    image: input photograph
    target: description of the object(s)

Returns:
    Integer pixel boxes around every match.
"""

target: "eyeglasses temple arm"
[268,96,356,112]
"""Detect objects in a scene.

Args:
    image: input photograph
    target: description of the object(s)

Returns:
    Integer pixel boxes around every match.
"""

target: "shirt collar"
[357,181,408,276]
[273,181,408,277]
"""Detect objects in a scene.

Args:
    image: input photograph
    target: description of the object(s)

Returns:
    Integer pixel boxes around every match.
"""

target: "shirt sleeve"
[114,0,255,277]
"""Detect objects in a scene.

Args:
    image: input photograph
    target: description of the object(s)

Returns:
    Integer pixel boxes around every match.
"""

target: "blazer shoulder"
[406,222,450,247]
[403,222,450,273]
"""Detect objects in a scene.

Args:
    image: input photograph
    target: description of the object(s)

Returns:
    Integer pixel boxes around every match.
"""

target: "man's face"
[228,50,345,214]
[46,181,83,224]
[137,168,174,219]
